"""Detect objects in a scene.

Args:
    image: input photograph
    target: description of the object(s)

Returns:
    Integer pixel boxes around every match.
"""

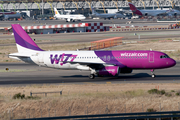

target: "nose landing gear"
[151,69,156,78]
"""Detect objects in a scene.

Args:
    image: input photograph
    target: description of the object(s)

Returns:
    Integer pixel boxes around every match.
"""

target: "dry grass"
[1,83,180,119]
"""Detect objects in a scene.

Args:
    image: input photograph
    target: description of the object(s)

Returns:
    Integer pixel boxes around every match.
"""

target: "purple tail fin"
[11,24,43,52]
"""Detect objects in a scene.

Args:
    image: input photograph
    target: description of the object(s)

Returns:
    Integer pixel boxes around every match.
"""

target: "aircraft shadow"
[0,73,180,85]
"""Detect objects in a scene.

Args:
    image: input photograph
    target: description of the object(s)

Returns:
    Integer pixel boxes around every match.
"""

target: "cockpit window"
[160,55,170,59]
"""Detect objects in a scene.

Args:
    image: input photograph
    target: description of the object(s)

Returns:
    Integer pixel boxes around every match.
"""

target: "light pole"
[42,0,44,15]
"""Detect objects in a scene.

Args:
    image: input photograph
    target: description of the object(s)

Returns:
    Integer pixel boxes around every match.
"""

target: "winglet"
[11,24,43,53]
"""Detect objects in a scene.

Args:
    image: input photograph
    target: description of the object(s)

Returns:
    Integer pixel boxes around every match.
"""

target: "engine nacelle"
[77,65,90,71]
[120,67,133,74]
[66,18,71,22]
[144,13,148,16]
[97,66,120,76]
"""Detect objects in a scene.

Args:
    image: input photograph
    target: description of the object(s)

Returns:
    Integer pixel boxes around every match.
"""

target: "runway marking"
[106,82,111,84]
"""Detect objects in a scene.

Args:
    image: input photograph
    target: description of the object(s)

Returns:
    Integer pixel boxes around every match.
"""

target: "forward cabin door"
[149,52,154,63]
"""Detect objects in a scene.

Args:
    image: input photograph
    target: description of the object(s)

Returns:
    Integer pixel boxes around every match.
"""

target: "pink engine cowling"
[97,66,120,76]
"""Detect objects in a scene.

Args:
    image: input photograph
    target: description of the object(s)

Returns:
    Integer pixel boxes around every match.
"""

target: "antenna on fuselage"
[150,48,152,51]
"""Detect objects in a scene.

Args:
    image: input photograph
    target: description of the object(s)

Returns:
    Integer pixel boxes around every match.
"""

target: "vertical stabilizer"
[11,24,43,53]
[54,7,60,16]
[91,6,99,15]
[128,1,143,16]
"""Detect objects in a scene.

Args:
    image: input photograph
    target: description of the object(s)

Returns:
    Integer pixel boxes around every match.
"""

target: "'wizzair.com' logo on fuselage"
[50,53,77,66]
[120,52,148,57]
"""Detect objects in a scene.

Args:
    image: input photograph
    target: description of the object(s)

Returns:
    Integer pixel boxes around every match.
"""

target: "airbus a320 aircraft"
[54,8,86,22]
[128,0,180,16]
[9,24,176,79]
[91,6,124,20]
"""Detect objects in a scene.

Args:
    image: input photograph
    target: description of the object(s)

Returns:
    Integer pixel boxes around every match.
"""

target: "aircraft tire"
[89,74,95,79]
[151,74,155,78]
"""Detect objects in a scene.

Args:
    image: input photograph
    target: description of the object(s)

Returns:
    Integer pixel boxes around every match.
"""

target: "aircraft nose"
[167,59,176,67]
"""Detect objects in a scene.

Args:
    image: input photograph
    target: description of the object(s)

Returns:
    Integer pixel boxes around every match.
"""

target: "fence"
[110,26,180,32]
[90,37,123,50]
[30,91,62,97]
[14,111,180,120]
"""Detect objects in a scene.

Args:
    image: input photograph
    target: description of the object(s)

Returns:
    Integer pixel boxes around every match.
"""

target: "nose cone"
[82,16,86,20]
[168,59,176,67]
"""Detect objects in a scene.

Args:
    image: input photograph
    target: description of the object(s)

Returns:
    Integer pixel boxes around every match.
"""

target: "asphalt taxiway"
[0,62,179,86]
[0,19,175,28]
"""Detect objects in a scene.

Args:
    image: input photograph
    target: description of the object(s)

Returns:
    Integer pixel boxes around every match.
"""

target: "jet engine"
[96,66,120,76]
[67,18,71,22]
[144,13,148,16]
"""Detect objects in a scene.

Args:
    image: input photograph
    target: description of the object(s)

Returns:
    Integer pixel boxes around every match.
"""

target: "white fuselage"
[138,9,180,16]
[54,14,86,21]
[140,10,167,16]
[10,51,104,70]
[92,12,124,19]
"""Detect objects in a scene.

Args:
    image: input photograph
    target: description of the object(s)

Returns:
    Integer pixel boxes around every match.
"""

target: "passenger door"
[149,52,154,63]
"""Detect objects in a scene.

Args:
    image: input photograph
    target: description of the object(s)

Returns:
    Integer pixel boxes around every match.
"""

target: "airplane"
[53,7,86,22]
[0,10,21,20]
[91,6,125,20]
[9,24,176,79]
[165,9,180,16]
[128,0,180,16]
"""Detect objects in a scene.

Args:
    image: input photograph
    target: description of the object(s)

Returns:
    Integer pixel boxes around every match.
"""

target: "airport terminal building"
[1,0,180,17]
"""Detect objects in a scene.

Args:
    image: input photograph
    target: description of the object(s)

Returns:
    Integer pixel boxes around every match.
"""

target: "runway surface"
[0,62,179,86]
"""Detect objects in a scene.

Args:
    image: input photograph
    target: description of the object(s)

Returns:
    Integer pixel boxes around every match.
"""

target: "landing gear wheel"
[89,74,95,79]
[152,74,155,78]
[151,69,156,78]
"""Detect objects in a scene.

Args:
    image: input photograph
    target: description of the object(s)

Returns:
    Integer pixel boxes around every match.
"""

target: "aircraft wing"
[66,61,117,69]
[59,59,123,70]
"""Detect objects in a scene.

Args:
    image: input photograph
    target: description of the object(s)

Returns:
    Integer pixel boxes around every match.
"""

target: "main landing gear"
[89,74,95,79]
[151,69,156,78]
